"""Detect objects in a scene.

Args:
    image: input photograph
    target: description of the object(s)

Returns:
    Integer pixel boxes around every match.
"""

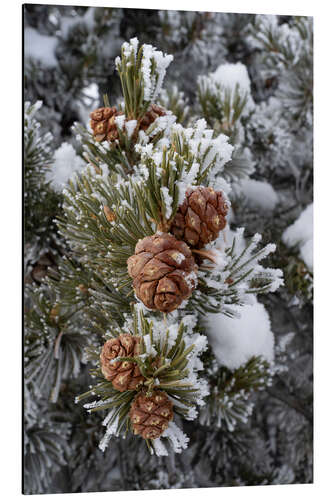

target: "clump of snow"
[24,27,58,67]
[46,143,85,192]
[205,298,275,370]
[213,63,253,98]
[239,178,279,211]
[198,62,254,118]
[282,203,313,271]
[115,114,126,129]
[125,120,137,139]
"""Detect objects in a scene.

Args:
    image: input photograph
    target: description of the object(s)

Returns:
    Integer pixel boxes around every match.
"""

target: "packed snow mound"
[212,62,255,113]
[205,299,274,370]
[24,28,58,67]
[46,143,85,192]
[239,178,279,211]
[213,62,252,95]
[282,203,313,271]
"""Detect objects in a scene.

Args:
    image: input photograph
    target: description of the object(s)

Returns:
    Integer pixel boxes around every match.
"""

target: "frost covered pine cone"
[127,232,198,313]
[90,104,165,143]
[130,390,174,440]
[170,186,229,249]
[90,106,123,142]
[139,104,166,131]
[100,334,144,392]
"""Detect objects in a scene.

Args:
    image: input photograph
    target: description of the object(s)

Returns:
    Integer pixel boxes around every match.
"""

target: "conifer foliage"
[24,7,313,493]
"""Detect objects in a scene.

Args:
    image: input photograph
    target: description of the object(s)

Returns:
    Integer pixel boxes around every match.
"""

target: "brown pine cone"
[127,233,198,313]
[25,251,58,285]
[90,106,124,142]
[130,390,173,439]
[170,187,229,249]
[139,104,166,132]
[100,334,144,392]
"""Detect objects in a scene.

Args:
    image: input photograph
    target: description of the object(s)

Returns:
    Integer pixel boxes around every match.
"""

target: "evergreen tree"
[24,7,313,493]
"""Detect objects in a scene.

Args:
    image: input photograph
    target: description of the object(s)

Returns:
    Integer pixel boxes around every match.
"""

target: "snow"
[205,298,275,370]
[152,438,168,456]
[160,186,173,219]
[78,83,100,125]
[181,314,198,333]
[173,252,185,264]
[162,421,189,453]
[141,44,174,102]
[192,225,282,317]
[125,119,137,139]
[247,15,304,69]
[24,28,58,67]
[213,62,252,97]
[184,271,198,289]
[167,120,233,201]
[98,413,120,452]
[141,45,154,101]
[60,8,95,38]
[119,39,173,104]
[115,115,126,129]
[142,334,157,357]
[239,178,279,211]
[198,62,255,118]
[282,203,313,271]
[46,143,85,192]
[82,83,99,105]
[152,421,189,456]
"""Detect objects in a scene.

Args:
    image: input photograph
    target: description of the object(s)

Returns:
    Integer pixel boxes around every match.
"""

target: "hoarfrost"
[160,186,173,219]
[162,422,189,454]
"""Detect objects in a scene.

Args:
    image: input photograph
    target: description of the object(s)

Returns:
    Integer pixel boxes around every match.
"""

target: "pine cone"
[130,390,173,439]
[25,251,58,285]
[90,107,123,142]
[100,334,144,392]
[139,104,166,132]
[170,187,229,249]
[127,233,198,313]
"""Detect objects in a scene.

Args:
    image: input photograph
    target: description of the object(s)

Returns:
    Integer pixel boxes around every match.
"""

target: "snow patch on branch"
[205,298,275,370]
[25,27,58,67]
[282,203,313,271]
[239,178,279,211]
[46,142,85,192]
